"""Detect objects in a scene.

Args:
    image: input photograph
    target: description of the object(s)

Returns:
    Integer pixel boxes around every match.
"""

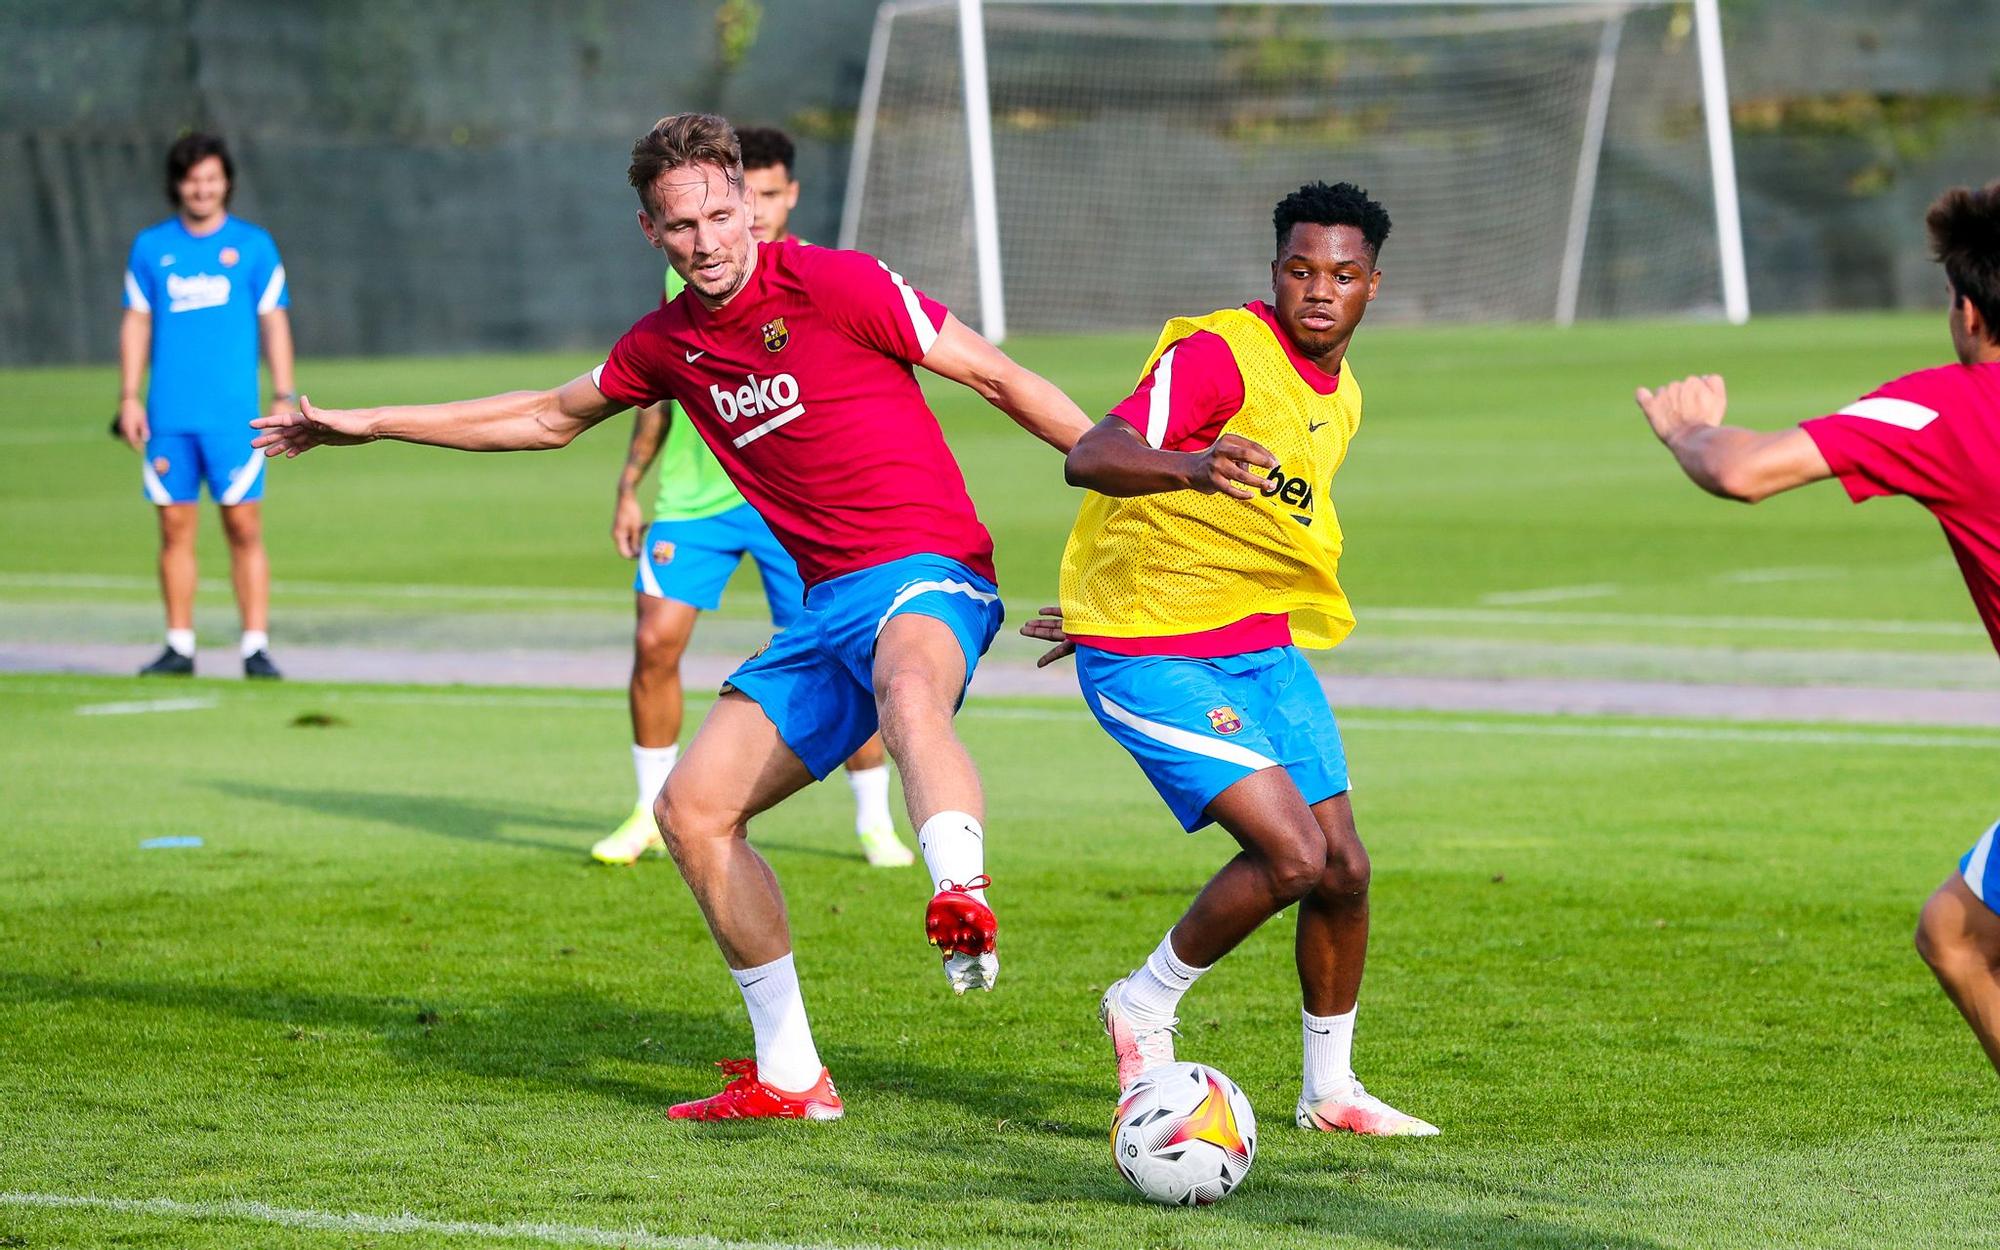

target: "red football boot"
[667,1059,844,1121]
[925,875,998,994]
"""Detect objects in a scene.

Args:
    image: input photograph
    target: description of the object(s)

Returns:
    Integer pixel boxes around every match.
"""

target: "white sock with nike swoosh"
[1303,1004,1357,1102]
[732,952,823,1092]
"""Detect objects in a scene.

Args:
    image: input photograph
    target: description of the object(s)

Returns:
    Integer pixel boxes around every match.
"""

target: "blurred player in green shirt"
[594,127,912,869]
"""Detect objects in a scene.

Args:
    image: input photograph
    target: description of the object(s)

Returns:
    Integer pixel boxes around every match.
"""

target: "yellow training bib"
[1058,307,1361,648]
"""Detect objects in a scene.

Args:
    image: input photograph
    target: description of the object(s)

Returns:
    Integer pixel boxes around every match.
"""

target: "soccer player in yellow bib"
[1025,182,1436,1136]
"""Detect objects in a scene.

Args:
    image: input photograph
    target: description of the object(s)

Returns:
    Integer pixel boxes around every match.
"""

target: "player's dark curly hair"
[165,132,233,209]
[1273,181,1391,261]
[737,127,796,177]
[1928,180,2000,344]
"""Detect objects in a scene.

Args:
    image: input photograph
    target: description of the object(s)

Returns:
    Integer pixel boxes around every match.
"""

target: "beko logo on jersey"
[709,373,799,423]
[165,272,231,313]
[1261,463,1315,511]
[709,372,806,448]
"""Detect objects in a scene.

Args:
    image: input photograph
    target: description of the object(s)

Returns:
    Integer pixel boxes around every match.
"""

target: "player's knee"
[221,513,262,547]
[654,779,721,862]
[1315,841,1371,900]
[875,666,951,737]
[1915,888,1967,974]
[634,622,689,672]
[1265,838,1328,903]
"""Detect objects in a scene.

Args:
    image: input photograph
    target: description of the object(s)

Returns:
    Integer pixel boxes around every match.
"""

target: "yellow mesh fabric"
[1059,307,1361,649]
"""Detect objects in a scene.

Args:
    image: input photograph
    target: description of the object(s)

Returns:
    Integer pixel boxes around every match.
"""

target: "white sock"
[917,810,985,898]
[165,628,195,657]
[632,743,679,811]
[1119,928,1209,1025]
[239,629,269,658]
[731,953,822,1092]
[1302,1005,1358,1102]
[847,765,893,835]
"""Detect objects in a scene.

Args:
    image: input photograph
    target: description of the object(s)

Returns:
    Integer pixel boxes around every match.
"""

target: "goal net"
[842,0,1745,336]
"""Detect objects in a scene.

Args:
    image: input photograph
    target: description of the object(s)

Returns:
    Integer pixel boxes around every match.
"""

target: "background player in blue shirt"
[116,133,295,678]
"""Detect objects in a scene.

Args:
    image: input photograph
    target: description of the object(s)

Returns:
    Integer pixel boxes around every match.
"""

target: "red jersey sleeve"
[1107,330,1246,451]
[1800,369,1958,505]
[593,313,673,409]
[799,247,950,364]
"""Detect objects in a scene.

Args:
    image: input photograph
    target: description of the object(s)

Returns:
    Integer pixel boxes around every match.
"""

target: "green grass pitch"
[1,313,1996,1248]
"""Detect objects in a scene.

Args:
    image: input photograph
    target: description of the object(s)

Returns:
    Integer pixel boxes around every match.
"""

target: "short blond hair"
[628,113,743,217]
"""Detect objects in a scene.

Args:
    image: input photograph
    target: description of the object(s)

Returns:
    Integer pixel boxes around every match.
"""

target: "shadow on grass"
[0,971,1104,1127]
[209,779,595,857]
[0,968,1669,1248]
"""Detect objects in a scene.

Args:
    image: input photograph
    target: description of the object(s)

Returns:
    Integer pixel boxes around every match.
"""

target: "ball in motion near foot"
[1111,1061,1257,1205]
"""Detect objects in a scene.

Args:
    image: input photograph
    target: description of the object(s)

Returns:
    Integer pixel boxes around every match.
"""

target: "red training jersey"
[1801,361,2000,654]
[1070,301,1343,659]
[593,239,995,588]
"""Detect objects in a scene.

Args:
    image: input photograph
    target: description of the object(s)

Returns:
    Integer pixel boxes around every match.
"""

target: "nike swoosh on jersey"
[685,350,706,363]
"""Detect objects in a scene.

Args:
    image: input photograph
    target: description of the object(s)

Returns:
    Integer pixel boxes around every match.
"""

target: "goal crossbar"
[844,0,1750,337]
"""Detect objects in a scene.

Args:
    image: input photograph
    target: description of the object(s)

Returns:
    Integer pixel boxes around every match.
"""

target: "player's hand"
[612,490,646,559]
[1184,433,1278,499]
[1636,374,1728,447]
[1019,605,1074,668]
[251,395,375,458]
[116,399,148,452]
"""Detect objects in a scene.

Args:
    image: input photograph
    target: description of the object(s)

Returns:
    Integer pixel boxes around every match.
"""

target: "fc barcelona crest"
[651,540,676,566]
[761,318,790,352]
[1207,706,1242,736]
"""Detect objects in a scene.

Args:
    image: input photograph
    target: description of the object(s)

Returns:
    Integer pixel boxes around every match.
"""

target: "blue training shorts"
[634,503,804,627]
[1076,644,1349,833]
[142,429,266,505]
[1959,820,2000,916]
[722,553,1004,779]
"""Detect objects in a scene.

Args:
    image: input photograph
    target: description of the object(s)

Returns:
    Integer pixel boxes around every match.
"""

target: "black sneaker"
[138,647,194,677]
[243,649,283,680]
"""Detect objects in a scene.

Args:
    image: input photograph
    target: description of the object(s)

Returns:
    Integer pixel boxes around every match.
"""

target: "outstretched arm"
[918,315,1093,453]
[1637,373,1832,503]
[252,371,627,458]
[1064,416,1278,499]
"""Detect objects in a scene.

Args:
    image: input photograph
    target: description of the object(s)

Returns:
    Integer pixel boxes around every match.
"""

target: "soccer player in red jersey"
[1638,180,2000,1074]
[254,114,1093,1118]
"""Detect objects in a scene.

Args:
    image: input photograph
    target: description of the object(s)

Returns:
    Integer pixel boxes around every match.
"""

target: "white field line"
[1478,583,1621,606]
[75,696,220,716]
[0,571,1983,638]
[0,430,101,446]
[1714,565,1844,585]
[968,704,2000,749]
[0,1191,889,1250]
[0,572,607,606]
[1370,606,1983,638]
[11,681,2000,748]
[1334,715,2000,751]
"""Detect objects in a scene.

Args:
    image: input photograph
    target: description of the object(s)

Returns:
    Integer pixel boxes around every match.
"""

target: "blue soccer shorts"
[142,429,266,505]
[1076,644,1349,833]
[722,553,1003,779]
[1959,819,2000,915]
[634,503,805,628]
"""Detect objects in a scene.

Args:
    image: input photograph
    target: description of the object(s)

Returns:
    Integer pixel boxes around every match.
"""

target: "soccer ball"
[1110,1062,1257,1206]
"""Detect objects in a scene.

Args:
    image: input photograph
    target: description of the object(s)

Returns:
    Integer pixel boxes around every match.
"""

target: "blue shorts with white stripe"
[633,505,802,623]
[1959,820,2000,915]
[142,429,265,505]
[722,553,1002,780]
[1075,644,1349,832]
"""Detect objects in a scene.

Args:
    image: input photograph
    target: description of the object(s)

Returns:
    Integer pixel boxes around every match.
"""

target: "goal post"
[843,0,1751,338]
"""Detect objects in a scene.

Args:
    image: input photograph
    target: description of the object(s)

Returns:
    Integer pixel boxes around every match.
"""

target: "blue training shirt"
[123,215,288,433]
